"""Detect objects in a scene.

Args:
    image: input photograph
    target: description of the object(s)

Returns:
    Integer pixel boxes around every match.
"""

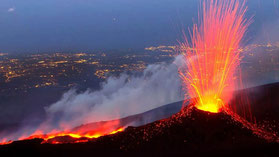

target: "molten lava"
[196,100,222,113]
[0,126,125,145]
[25,127,124,143]
[179,0,251,113]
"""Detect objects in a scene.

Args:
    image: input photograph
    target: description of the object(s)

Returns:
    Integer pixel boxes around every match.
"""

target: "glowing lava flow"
[179,0,251,113]
[0,127,125,145]
[27,127,124,142]
[0,113,125,145]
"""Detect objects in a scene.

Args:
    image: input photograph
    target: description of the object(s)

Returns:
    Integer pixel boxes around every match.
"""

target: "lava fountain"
[179,0,251,113]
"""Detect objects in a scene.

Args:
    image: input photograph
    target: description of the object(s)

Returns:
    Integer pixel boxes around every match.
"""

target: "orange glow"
[179,0,251,113]
[0,127,125,145]
[0,140,12,145]
[109,128,124,134]
[0,117,125,145]
[29,127,125,144]
[196,101,222,113]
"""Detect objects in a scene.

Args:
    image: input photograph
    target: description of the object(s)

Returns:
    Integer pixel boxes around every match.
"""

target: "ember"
[179,0,251,113]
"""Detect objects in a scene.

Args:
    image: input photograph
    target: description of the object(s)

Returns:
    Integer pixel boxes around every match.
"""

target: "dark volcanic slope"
[232,83,279,134]
[0,83,279,157]
[74,82,279,135]
[71,100,182,133]
[1,107,279,156]
[88,107,278,156]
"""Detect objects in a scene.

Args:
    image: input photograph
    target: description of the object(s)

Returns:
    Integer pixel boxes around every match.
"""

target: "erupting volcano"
[0,0,279,156]
[179,0,251,113]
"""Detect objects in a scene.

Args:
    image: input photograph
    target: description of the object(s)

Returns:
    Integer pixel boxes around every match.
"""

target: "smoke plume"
[0,56,184,142]
[36,56,184,132]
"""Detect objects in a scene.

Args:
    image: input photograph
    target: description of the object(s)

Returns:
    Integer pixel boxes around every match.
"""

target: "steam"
[0,56,184,141]
[38,56,184,131]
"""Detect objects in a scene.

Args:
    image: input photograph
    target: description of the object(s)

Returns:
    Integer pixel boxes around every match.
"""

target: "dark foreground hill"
[0,83,279,157]
[67,82,279,138]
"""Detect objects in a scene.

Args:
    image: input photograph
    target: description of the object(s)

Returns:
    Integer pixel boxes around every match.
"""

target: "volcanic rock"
[1,83,279,156]
[1,106,278,156]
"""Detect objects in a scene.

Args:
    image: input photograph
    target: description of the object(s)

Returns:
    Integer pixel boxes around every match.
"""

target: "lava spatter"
[179,0,251,113]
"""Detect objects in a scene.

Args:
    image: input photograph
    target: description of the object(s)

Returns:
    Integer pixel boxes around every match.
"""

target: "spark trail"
[179,0,251,113]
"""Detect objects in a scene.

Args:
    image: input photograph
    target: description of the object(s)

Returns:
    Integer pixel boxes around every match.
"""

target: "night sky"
[0,0,278,53]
